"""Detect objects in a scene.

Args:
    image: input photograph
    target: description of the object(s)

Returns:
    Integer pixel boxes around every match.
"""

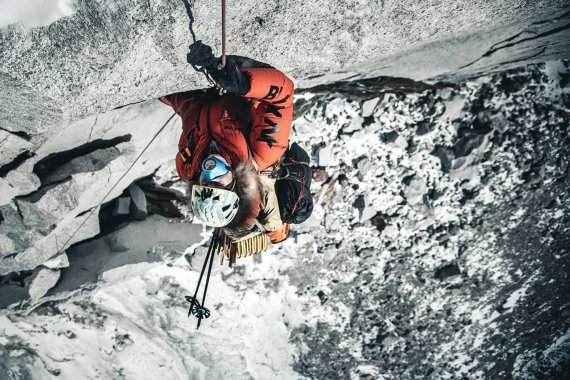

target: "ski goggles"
[201,156,231,181]
[200,156,236,190]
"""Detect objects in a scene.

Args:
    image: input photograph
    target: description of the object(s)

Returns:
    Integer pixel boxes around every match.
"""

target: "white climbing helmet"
[191,185,240,227]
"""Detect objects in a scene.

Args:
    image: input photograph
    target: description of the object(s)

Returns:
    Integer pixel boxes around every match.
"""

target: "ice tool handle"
[185,228,220,329]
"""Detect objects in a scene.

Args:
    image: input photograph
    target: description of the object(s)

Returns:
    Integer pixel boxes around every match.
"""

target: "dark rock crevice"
[0,126,32,142]
[298,76,454,99]
[33,134,132,185]
[459,12,570,70]
[97,175,186,236]
[0,151,34,178]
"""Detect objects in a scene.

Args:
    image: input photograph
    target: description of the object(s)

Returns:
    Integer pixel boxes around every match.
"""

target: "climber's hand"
[211,57,250,95]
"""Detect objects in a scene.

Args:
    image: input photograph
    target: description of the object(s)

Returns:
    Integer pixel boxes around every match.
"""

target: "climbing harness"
[218,231,270,267]
[185,228,221,329]
[58,112,177,253]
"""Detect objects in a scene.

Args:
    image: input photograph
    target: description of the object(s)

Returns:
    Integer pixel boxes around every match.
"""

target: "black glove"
[212,58,250,95]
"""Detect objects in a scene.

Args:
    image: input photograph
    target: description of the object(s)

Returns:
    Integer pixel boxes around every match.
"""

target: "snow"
[0,0,76,29]
[1,253,308,379]
[361,97,380,117]
[512,330,570,379]
[502,284,530,311]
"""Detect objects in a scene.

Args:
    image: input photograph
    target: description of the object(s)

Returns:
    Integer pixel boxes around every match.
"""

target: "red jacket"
[161,68,294,181]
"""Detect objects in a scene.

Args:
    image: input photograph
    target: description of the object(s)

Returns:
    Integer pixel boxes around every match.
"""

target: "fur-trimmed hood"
[223,161,262,237]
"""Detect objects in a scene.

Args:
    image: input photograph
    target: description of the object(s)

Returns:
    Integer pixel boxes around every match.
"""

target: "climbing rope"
[57,112,177,253]
[59,0,228,330]
[183,2,228,329]
[185,228,221,329]
[221,0,227,67]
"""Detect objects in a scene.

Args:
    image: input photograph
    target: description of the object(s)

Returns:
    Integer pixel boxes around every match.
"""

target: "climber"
[159,57,294,251]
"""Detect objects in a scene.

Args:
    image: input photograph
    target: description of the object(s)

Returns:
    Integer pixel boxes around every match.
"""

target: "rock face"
[0,1,568,282]
[300,8,570,87]
[1,2,569,379]
[28,267,61,303]
[0,101,179,276]
[1,0,569,128]
[1,60,568,380]
[289,61,570,380]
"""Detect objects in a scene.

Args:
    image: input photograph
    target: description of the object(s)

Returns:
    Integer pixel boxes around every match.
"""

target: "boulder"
[28,267,61,302]
[113,197,131,216]
[128,184,148,220]
[362,97,380,117]
[403,176,428,206]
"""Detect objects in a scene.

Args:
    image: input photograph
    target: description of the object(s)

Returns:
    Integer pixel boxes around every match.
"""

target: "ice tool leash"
[185,228,221,329]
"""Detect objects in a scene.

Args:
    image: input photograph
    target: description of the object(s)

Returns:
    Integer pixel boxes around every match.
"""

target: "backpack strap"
[252,218,267,233]
[246,144,260,172]
[178,129,196,163]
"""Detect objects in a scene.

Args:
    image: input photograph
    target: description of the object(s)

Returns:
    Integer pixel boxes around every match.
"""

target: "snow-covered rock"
[1,59,568,380]
[0,100,179,275]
